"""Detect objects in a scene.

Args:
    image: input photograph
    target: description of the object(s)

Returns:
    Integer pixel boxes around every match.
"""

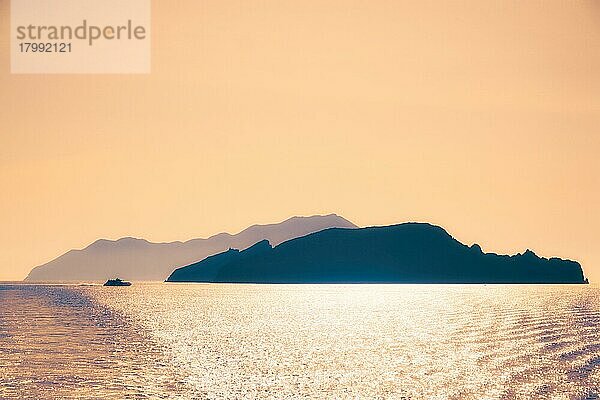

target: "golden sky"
[1,0,599,282]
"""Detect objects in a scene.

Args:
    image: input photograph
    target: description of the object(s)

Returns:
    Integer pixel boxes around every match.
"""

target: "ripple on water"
[1,283,600,399]
[0,285,190,399]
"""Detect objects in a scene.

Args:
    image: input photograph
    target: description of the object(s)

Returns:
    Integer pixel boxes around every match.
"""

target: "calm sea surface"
[1,283,599,399]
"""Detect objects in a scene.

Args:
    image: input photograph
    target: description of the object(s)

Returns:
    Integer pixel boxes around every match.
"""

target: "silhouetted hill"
[167,223,587,284]
[25,214,357,281]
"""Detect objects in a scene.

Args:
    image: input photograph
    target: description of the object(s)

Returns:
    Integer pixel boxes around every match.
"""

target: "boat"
[103,278,132,286]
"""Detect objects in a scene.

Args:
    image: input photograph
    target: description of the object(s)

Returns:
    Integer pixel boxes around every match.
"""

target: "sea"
[0,283,599,399]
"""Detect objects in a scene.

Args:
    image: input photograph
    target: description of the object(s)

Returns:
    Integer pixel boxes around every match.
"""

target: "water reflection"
[1,283,599,399]
[0,285,187,399]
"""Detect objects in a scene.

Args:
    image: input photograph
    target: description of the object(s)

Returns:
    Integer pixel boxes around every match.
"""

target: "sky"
[0,0,599,282]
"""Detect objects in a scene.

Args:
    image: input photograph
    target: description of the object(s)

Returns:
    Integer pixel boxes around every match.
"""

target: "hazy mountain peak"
[86,237,152,251]
[25,214,357,282]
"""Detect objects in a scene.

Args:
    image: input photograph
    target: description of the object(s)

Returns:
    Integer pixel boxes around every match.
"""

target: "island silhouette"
[167,223,587,284]
[25,214,357,281]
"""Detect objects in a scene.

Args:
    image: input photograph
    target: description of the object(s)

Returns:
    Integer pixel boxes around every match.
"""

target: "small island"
[166,223,587,284]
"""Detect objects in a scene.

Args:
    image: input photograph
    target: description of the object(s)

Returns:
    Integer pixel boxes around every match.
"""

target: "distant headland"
[25,214,357,282]
[167,223,588,284]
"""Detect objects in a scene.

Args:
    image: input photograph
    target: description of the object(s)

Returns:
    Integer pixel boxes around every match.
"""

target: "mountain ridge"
[167,222,587,284]
[25,214,357,281]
